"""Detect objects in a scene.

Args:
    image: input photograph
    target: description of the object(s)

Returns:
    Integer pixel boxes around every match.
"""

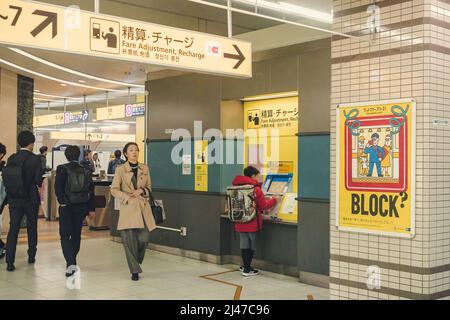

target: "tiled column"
[17,75,34,135]
[330,0,450,299]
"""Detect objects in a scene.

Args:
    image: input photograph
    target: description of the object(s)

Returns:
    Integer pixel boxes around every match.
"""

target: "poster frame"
[335,98,416,238]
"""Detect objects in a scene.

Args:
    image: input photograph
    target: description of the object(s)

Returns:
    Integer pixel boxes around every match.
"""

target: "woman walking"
[110,142,156,281]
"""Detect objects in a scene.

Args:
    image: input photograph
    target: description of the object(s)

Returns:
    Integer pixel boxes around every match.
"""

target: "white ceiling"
[0,0,333,112]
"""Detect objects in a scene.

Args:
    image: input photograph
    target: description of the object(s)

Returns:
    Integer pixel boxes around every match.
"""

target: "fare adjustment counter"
[262,174,297,222]
[41,173,113,230]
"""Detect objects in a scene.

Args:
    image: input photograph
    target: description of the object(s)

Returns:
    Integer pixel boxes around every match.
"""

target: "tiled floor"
[0,237,330,300]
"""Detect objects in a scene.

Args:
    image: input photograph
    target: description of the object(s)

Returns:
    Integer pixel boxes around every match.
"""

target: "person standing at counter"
[92,152,101,175]
[3,131,43,272]
[110,142,156,281]
[108,150,125,174]
[81,149,95,175]
[232,166,279,277]
[39,146,51,173]
[55,145,96,277]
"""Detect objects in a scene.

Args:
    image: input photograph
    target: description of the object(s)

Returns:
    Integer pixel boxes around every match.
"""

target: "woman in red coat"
[233,166,278,276]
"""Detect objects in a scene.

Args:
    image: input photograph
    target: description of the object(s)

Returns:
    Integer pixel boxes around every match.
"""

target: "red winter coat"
[232,176,277,233]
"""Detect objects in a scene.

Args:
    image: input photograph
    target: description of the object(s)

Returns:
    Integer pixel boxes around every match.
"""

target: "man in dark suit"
[5,131,43,271]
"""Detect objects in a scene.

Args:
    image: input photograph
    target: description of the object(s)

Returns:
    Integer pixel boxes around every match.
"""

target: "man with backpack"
[2,131,44,271]
[55,145,95,277]
[228,166,279,277]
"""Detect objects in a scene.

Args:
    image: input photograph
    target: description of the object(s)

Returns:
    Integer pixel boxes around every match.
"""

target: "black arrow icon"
[31,10,57,38]
[224,44,246,69]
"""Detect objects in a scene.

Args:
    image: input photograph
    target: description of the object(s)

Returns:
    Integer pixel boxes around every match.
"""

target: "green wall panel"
[298,135,330,200]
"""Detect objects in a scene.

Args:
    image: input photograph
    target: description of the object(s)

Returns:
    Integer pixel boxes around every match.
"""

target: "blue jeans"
[368,161,382,176]
[239,232,256,251]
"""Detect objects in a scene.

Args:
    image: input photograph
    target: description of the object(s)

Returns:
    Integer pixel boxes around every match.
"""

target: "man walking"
[2,131,43,271]
[55,145,95,277]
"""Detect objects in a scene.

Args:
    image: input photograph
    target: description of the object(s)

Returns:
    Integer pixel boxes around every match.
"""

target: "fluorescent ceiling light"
[9,48,145,89]
[234,0,332,23]
[33,89,145,109]
[34,92,84,101]
[100,120,136,124]
[34,97,59,102]
[241,91,298,101]
[0,57,124,92]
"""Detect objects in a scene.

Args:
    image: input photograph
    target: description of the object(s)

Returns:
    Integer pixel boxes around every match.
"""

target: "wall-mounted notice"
[336,99,416,238]
[194,140,208,192]
[182,154,191,175]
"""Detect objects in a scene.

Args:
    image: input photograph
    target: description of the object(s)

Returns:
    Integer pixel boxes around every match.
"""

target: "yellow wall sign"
[243,94,299,223]
[336,99,416,238]
[0,0,251,77]
[194,140,208,192]
[244,94,299,136]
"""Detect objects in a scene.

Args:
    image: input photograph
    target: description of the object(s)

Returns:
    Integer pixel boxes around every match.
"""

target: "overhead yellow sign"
[34,113,65,127]
[336,99,416,238]
[96,105,125,121]
[49,131,135,142]
[0,0,252,77]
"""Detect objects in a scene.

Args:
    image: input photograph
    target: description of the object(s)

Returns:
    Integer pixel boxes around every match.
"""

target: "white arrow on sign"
[0,0,252,78]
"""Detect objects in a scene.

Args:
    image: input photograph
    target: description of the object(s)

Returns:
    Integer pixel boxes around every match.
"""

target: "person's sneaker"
[249,269,259,275]
[28,257,36,264]
[65,265,78,277]
[131,273,139,281]
[242,269,259,277]
[239,266,244,272]
[6,263,15,272]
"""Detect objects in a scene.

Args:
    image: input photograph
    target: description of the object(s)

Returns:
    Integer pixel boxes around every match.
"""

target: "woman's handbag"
[148,190,166,225]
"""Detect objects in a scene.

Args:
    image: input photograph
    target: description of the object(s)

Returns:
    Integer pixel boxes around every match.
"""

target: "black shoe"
[131,273,139,281]
[0,248,5,259]
[6,263,15,272]
[28,257,36,264]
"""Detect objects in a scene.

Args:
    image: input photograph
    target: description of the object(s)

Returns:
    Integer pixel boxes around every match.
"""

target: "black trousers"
[59,204,88,267]
[6,201,39,264]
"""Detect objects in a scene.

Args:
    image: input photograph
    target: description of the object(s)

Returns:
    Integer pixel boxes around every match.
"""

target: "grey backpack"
[226,184,257,223]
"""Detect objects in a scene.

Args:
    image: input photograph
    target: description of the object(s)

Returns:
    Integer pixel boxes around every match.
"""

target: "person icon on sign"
[102,27,118,49]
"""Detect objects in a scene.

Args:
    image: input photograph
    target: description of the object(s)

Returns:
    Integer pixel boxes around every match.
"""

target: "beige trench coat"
[110,162,157,231]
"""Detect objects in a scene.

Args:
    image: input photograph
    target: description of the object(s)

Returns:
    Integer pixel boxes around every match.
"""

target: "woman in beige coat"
[110,142,156,281]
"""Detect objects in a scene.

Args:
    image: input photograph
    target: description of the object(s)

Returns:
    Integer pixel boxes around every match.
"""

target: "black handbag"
[148,190,165,225]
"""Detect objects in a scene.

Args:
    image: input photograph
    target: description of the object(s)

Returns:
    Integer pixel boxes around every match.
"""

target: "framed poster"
[336,99,416,238]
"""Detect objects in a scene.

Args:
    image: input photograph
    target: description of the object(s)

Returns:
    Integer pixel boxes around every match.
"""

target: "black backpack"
[2,153,32,198]
[64,164,91,204]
